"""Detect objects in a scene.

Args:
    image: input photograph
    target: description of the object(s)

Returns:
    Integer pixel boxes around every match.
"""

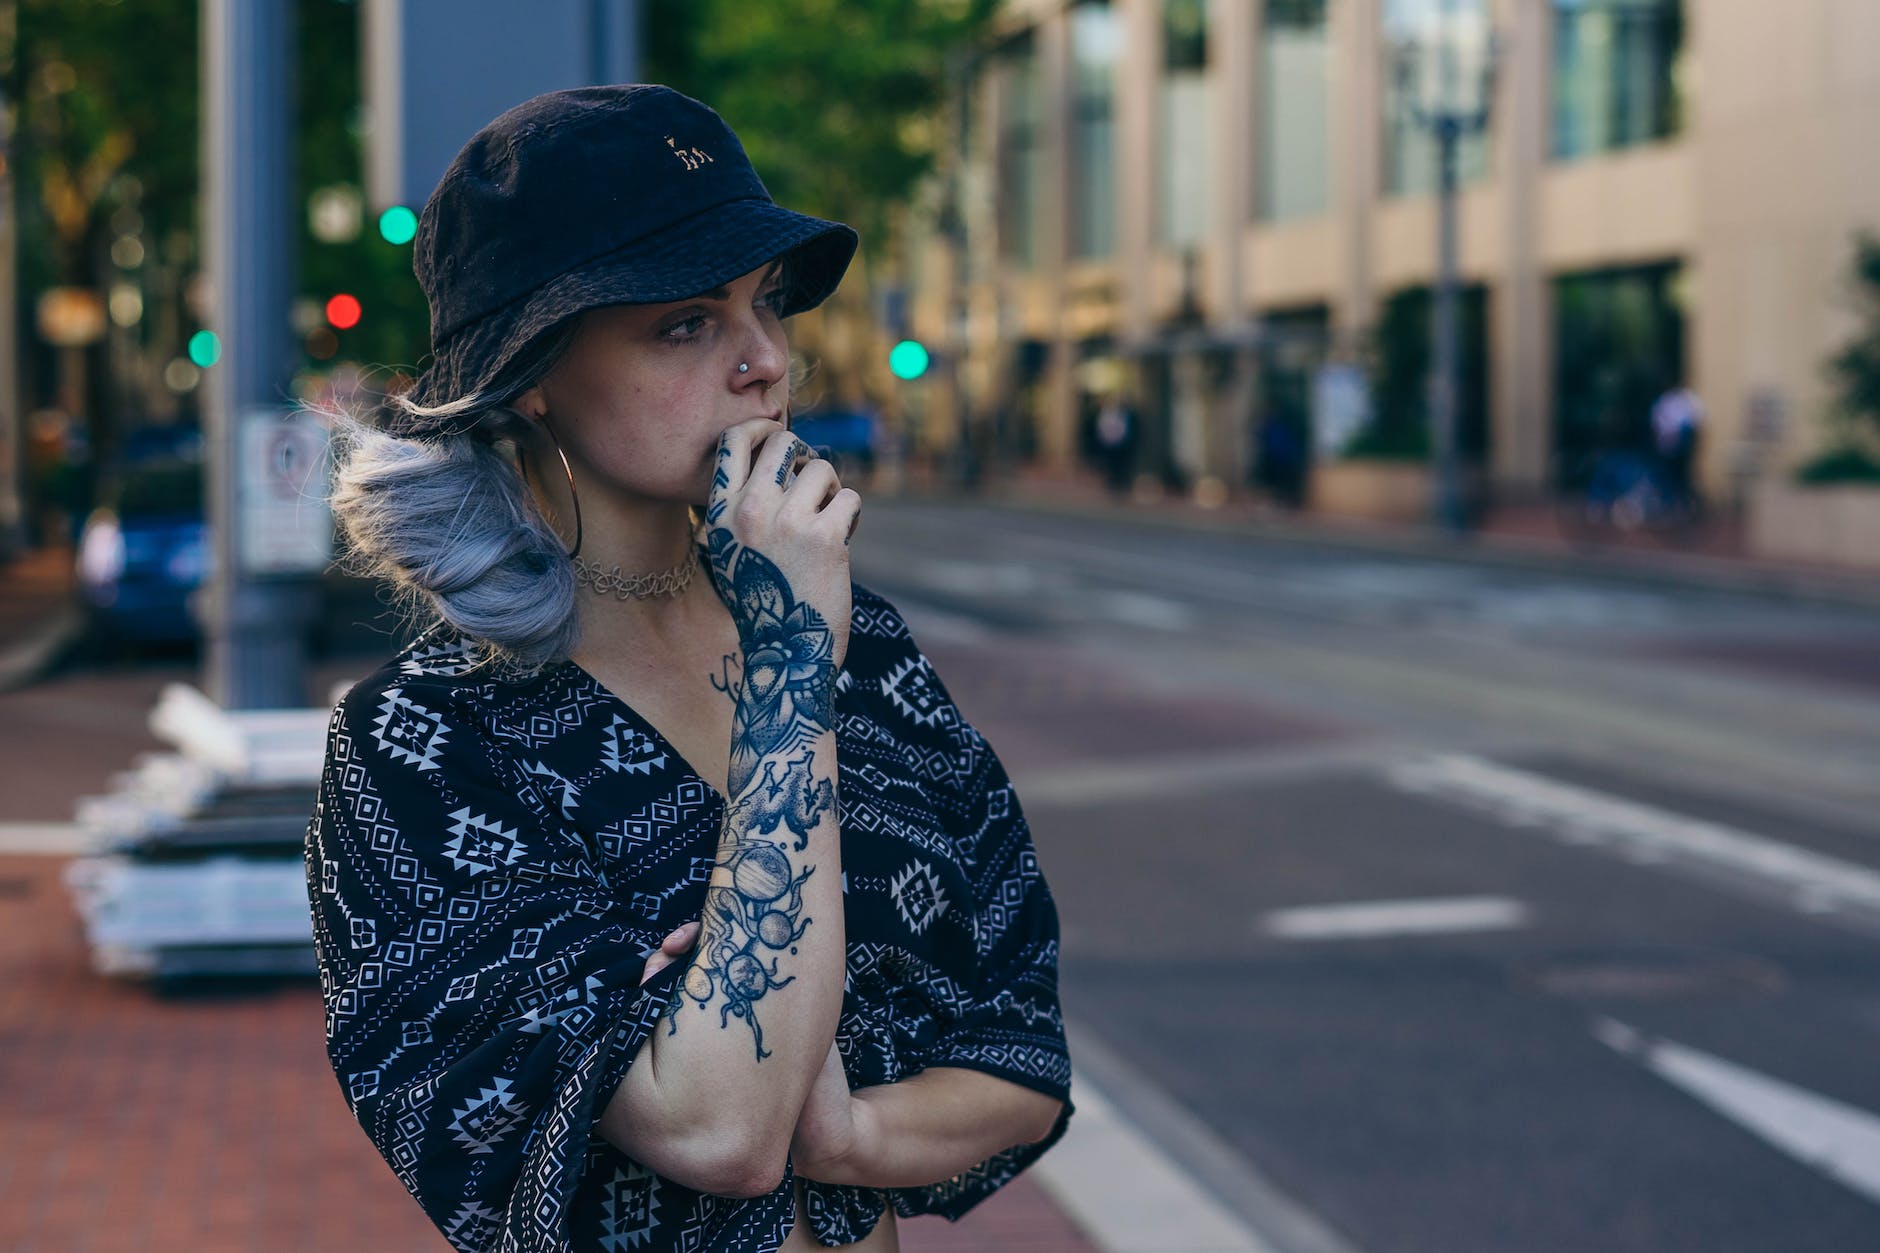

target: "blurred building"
[900,0,1880,505]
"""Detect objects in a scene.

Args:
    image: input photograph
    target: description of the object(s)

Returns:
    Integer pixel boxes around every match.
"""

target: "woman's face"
[521,260,790,506]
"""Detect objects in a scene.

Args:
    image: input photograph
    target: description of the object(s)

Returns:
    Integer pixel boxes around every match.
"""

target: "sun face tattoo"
[663,519,839,1061]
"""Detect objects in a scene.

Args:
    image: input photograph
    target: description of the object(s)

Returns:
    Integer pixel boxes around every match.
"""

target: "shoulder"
[327,629,547,748]
[848,578,917,648]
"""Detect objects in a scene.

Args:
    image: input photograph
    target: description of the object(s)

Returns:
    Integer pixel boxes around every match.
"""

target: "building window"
[1158,0,1210,248]
[1381,0,1492,198]
[1552,0,1683,160]
[1071,1,1119,259]
[995,33,1047,268]
[1258,0,1330,221]
[1361,284,1491,462]
[1553,262,1685,481]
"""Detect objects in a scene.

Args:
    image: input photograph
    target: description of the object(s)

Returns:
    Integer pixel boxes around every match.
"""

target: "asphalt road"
[844,497,1880,1253]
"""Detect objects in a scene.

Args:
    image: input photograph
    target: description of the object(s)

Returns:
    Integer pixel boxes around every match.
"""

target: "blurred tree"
[11,0,198,454]
[644,0,997,260]
[1828,233,1880,439]
[1808,231,1880,482]
[296,0,429,377]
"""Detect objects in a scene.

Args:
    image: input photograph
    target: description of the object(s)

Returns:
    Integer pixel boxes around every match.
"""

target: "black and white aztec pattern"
[305,582,1072,1252]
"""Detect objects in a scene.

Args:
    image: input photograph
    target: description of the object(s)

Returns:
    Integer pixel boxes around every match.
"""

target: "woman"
[306,85,1072,1252]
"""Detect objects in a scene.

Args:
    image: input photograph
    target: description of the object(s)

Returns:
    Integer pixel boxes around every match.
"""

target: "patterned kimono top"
[305,583,1073,1251]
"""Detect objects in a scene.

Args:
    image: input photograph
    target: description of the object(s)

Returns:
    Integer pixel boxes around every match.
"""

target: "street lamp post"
[1394,2,1496,535]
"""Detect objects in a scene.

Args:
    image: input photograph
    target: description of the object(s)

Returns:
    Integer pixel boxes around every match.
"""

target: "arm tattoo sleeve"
[663,528,839,1061]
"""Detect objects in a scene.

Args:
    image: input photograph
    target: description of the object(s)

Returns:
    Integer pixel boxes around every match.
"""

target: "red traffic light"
[325,293,362,330]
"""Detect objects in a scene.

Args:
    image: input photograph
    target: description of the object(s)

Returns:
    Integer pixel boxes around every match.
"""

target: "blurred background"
[4,1,1880,1250]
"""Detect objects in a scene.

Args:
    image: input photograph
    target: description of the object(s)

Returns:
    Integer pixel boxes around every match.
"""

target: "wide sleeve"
[305,676,681,1253]
[888,698,1075,1222]
[857,595,1075,1223]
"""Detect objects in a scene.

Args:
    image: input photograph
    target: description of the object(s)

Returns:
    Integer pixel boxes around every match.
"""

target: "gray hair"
[323,322,583,671]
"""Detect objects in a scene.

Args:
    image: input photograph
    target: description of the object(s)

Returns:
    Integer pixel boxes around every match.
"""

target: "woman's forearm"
[600,536,848,1195]
[803,1068,1066,1189]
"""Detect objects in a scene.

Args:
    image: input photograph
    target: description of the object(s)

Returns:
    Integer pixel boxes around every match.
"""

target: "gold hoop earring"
[538,416,584,559]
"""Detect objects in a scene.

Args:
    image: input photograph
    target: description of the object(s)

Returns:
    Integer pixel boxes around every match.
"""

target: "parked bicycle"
[1555,448,1706,546]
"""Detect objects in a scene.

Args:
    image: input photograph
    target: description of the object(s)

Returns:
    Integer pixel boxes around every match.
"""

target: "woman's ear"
[513,384,548,422]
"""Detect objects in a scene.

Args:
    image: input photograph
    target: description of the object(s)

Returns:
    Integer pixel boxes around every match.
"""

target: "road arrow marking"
[1261,895,1530,941]
[1593,1017,1880,1207]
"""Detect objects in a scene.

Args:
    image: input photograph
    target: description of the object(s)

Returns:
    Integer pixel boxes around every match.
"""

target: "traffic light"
[889,339,930,381]
[187,330,222,368]
[325,293,363,330]
[379,205,419,245]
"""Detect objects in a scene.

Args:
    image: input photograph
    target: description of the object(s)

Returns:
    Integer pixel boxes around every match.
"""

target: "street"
[845,497,1880,1252]
[5,494,1880,1251]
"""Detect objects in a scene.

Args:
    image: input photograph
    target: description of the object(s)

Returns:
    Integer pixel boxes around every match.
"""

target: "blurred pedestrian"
[1091,390,1139,498]
[306,86,1069,1253]
[1651,382,1704,508]
[1255,410,1307,510]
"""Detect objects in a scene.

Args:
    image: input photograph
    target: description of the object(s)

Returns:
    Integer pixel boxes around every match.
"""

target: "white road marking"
[1094,589,1196,632]
[1016,743,1408,810]
[1261,895,1530,941]
[885,597,992,646]
[0,822,92,856]
[1593,1017,1880,1206]
[1388,754,1880,918]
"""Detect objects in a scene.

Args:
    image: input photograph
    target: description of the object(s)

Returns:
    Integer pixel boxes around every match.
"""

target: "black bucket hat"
[393,84,858,433]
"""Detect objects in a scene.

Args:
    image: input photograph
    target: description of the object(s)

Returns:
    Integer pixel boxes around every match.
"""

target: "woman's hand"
[789,1039,863,1181]
[640,921,701,985]
[707,418,860,673]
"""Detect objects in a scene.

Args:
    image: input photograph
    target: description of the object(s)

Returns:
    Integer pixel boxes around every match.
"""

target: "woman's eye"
[759,287,787,314]
[660,313,709,343]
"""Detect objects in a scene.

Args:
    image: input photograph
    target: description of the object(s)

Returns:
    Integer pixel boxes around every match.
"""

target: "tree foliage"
[643,0,995,262]
[1828,232,1880,435]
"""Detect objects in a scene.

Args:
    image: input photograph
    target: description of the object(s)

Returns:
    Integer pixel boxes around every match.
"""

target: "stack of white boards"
[64,682,340,979]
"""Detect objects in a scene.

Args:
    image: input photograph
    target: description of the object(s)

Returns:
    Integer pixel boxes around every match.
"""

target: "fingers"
[639,920,702,986]
[715,418,788,495]
[662,920,701,954]
[755,427,807,491]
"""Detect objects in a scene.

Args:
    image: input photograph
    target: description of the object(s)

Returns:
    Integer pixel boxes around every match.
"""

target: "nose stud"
[738,362,750,374]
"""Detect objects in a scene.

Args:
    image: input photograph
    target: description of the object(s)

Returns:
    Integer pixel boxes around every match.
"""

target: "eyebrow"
[693,261,785,302]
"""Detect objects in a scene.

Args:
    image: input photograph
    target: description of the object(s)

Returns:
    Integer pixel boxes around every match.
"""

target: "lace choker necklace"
[571,547,699,601]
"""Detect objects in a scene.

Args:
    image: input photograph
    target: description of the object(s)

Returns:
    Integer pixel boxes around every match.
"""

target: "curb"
[1036,1020,1364,1253]
[885,486,1880,613]
[0,607,84,694]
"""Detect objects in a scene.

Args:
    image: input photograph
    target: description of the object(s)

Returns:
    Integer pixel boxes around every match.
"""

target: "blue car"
[789,407,880,477]
[76,449,208,644]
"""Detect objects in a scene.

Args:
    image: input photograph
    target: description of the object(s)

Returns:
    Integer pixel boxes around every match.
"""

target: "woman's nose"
[736,322,787,391]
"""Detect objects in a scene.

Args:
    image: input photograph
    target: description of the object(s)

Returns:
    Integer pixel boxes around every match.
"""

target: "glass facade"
[1258,0,1330,221]
[1553,263,1685,480]
[1158,0,1211,248]
[1071,1,1119,258]
[995,33,1048,268]
[1362,284,1491,462]
[1380,0,1492,197]
[1553,0,1683,160]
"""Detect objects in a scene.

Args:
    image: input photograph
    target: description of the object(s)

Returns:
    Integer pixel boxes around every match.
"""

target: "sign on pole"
[237,409,332,577]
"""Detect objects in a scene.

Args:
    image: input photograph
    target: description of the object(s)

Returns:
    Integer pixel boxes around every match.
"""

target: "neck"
[566,501,723,662]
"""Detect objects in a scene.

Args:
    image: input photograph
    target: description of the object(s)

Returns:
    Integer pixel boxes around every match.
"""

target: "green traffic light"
[187,330,221,368]
[889,339,930,381]
[379,205,418,245]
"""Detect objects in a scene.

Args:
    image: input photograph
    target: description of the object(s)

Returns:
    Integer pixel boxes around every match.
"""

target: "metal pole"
[1432,115,1464,533]
[200,0,313,708]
